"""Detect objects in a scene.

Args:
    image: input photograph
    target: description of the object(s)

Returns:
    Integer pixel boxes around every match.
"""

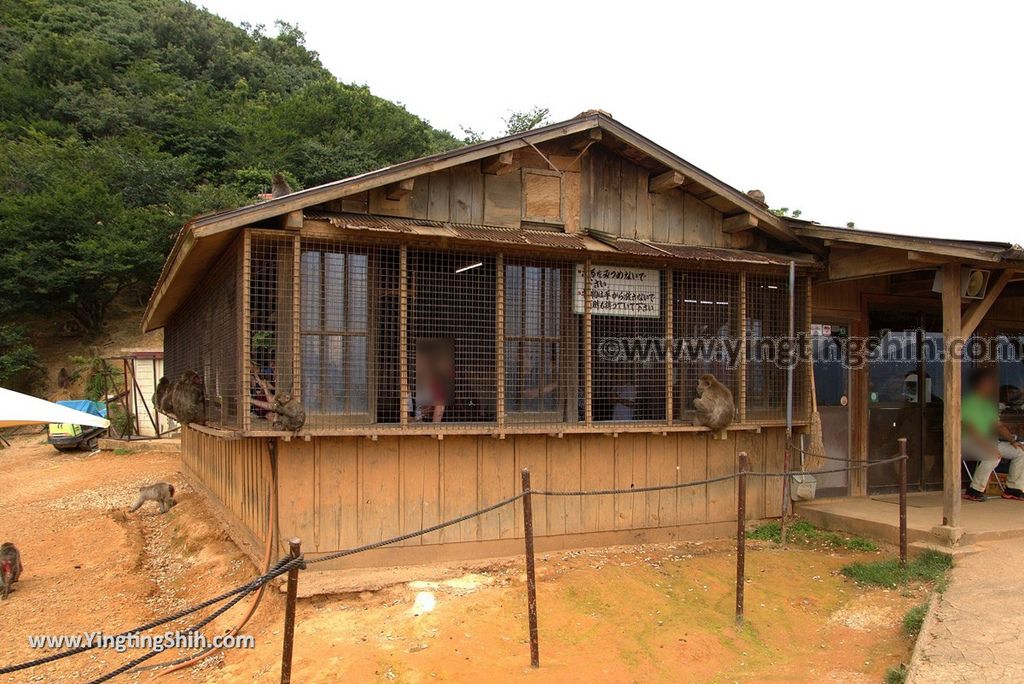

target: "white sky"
[198,0,1023,244]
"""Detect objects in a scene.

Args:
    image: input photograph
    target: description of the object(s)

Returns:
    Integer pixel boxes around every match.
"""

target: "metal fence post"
[780,442,790,546]
[520,468,540,668]
[898,437,908,568]
[736,452,749,626]
[280,538,301,684]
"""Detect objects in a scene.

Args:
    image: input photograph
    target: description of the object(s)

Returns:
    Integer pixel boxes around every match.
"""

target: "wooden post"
[738,273,747,423]
[665,269,674,424]
[583,259,593,427]
[291,234,301,406]
[241,230,252,432]
[938,262,963,542]
[805,276,813,421]
[280,538,301,684]
[496,254,505,430]
[898,437,908,568]
[399,246,409,427]
[520,469,540,668]
[735,451,749,626]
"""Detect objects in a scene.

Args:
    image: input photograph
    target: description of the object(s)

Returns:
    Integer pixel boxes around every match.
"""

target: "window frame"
[298,244,377,425]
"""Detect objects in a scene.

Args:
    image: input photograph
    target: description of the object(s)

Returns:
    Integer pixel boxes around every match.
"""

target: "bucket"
[790,473,817,501]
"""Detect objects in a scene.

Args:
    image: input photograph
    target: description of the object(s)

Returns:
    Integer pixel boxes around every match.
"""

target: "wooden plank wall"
[180,428,271,558]
[256,429,788,569]
[583,145,745,249]
[329,142,749,249]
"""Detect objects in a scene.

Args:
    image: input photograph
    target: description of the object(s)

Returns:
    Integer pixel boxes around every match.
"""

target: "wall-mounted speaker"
[931,267,991,300]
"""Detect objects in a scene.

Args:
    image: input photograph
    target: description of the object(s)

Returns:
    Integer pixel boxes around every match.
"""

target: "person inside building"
[962,366,1024,501]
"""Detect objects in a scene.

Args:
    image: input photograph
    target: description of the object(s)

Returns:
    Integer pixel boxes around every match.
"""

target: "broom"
[805,369,826,470]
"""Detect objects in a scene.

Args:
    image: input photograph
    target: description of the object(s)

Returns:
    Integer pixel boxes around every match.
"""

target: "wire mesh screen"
[164,238,241,429]
[745,272,808,420]
[232,228,812,432]
[674,270,740,421]
[409,250,496,424]
[296,239,400,428]
[504,259,579,425]
[589,265,666,423]
[248,235,296,430]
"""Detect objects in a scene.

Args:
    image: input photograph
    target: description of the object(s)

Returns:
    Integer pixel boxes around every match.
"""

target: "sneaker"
[963,487,987,502]
[1001,488,1024,501]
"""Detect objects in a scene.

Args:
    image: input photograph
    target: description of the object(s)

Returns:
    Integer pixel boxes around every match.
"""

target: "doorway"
[867,307,944,493]
[811,320,852,496]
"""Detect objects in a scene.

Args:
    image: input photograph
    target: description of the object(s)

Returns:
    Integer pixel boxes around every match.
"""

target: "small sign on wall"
[574,265,661,317]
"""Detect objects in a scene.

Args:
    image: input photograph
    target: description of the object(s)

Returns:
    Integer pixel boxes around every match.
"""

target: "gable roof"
[142,111,821,331]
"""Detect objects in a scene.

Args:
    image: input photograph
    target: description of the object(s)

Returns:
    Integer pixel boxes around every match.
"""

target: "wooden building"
[144,111,1024,567]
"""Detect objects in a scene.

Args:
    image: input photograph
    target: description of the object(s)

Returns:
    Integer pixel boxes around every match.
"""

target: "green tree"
[0,0,463,332]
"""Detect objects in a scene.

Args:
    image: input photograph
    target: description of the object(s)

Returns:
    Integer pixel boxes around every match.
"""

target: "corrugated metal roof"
[304,213,819,267]
[306,212,599,250]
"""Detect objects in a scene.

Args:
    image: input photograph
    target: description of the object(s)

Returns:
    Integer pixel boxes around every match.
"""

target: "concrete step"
[98,437,180,453]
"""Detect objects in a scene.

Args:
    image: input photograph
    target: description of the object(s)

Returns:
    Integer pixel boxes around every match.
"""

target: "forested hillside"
[0,0,461,372]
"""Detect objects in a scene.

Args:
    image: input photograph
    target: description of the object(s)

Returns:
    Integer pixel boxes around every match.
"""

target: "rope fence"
[0,438,913,682]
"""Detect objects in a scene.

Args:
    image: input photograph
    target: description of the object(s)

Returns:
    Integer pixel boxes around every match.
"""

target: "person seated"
[962,367,1024,501]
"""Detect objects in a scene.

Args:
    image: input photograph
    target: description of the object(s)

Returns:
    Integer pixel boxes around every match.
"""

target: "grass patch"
[841,549,952,588]
[884,663,908,684]
[113,448,132,455]
[902,603,929,636]
[746,519,878,551]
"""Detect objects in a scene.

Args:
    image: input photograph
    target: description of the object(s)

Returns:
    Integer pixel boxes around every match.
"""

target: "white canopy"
[0,387,111,429]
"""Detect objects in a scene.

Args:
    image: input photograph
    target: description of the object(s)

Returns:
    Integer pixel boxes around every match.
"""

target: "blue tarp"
[55,399,107,419]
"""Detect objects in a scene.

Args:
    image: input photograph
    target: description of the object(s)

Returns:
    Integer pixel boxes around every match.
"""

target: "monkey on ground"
[693,373,735,430]
[153,371,206,426]
[129,483,177,514]
[1,542,23,600]
[250,371,306,432]
[271,173,293,198]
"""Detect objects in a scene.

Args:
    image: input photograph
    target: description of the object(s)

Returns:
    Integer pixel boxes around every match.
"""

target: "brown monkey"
[250,371,306,431]
[271,173,292,198]
[693,373,735,430]
[129,483,177,514]
[153,376,173,415]
[1,542,23,600]
[169,370,206,426]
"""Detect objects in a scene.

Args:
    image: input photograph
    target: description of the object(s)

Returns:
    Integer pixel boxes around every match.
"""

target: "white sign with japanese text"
[573,265,660,317]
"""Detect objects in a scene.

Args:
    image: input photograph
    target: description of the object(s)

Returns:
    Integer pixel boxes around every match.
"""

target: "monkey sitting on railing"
[153,370,207,426]
[693,373,735,431]
[250,369,306,432]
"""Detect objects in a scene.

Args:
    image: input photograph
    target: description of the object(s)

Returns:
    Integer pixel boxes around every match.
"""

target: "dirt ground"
[0,435,927,683]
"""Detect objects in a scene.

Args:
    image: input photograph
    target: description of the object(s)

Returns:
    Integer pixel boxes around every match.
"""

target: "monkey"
[745,189,766,205]
[271,173,293,198]
[692,373,735,430]
[129,483,177,514]
[249,371,306,432]
[0,542,23,600]
[57,367,72,389]
[153,376,173,415]
[268,393,305,432]
[154,371,206,426]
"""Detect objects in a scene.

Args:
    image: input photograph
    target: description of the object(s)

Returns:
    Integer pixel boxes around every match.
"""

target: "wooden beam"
[827,246,921,281]
[569,128,602,151]
[648,170,686,194]
[481,151,514,176]
[722,213,758,234]
[961,269,1013,339]
[283,210,303,230]
[385,178,415,201]
[939,262,963,540]
[796,225,1003,263]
